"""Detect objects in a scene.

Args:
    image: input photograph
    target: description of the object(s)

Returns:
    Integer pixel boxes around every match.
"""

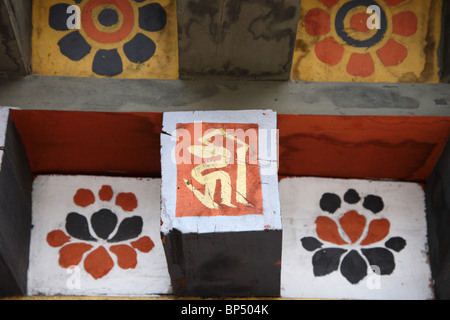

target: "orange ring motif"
[82,0,134,44]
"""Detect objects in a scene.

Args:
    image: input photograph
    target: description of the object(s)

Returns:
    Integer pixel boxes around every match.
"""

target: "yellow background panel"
[32,0,178,79]
[291,0,442,83]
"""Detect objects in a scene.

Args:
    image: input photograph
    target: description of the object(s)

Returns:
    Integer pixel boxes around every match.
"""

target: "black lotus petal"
[58,31,91,61]
[340,250,367,284]
[301,237,323,252]
[343,189,361,204]
[319,193,341,214]
[92,49,123,77]
[361,247,396,275]
[363,195,384,214]
[108,216,143,243]
[91,209,118,240]
[312,248,347,277]
[123,33,156,64]
[65,212,97,241]
[49,3,72,31]
[139,3,167,32]
[385,237,407,252]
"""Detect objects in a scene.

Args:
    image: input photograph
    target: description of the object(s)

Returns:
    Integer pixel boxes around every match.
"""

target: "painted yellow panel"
[32,0,178,79]
[291,0,442,83]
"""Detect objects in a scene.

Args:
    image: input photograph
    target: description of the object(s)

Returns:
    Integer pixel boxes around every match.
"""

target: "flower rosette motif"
[48,0,167,77]
[304,0,418,78]
[301,189,406,284]
[47,185,155,279]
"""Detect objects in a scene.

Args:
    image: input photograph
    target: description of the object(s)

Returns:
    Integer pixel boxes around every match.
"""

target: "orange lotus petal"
[315,216,348,245]
[346,53,375,77]
[360,219,390,246]
[47,230,71,247]
[377,39,408,67]
[115,192,138,212]
[315,37,345,66]
[392,11,417,37]
[110,245,137,269]
[59,243,93,268]
[305,8,330,36]
[131,236,155,253]
[73,188,95,207]
[84,246,114,279]
[339,211,366,244]
[318,0,339,8]
[385,0,406,7]
[99,185,114,201]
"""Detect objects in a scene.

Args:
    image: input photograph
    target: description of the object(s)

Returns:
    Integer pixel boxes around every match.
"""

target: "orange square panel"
[175,122,263,217]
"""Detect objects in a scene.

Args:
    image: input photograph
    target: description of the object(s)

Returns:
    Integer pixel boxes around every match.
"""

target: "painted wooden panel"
[291,0,442,82]
[280,177,433,299]
[10,110,450,182]
[160,110,281,234]
[32,0,178,79]
[27,175,171,296]
[0,107,32,297]
[160,110,282,297]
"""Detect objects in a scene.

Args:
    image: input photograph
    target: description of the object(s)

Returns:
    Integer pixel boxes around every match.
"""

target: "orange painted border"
[10,110,450,182]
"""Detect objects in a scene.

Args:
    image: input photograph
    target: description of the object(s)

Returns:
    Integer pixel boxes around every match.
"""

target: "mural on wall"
[291,0,442,82]
[32,0,178,79]
[28,175,172,296]
[280,177,433,300]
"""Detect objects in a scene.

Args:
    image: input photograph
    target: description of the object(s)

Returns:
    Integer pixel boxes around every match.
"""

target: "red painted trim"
[10,110,450,182]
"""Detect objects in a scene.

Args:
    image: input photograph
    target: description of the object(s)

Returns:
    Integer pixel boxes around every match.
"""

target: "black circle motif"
[98,8,119,27]
[335,0,387,48]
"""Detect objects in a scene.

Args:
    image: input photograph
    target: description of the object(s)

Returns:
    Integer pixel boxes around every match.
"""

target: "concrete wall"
[0,0,32,77]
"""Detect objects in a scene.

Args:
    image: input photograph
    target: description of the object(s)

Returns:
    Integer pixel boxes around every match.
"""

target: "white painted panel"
[27,175,171,297]
[280,177,433,300]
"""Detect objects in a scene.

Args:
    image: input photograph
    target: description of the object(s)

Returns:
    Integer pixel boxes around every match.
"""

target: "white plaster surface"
[27,175,172,297]
[0,107,11,147]
[280,177,433,300]
[160,110,281,235]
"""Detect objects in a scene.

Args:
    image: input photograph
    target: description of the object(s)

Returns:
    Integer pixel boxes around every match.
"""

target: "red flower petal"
[339,211,366,244]
[376,39,408,67]
[131,236,155,253]
[346,53,375,77]
[115,192,138,212]
[305,8,330,36]
[315,37,345,66]
[392,11,417,37]
[59,243,93,268]
[385,0,406,7]
[360,219,390,246]
[315,216,348,245]
[73,188,95,207]
[318,0,339,8]
[99,185,114,201]
[110,245,137,269]
[84,246,114,279]
[47,230,71,247]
